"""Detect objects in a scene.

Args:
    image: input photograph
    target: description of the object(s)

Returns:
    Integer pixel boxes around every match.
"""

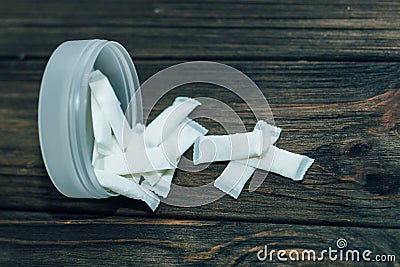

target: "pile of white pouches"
[90,70,314,211]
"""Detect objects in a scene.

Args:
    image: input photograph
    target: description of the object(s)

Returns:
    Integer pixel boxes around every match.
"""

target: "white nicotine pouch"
[194,120,280,165]
[94,169,160,211]
[91,91,114,156]
[140,97,201,186]
[144,97,201,148]
[193,128,263,165]
[89,71,160,209]
[236,146,314,181]
[141,119,208,197]
[214,158,259,199]
[125,123,146,152]
[101,146,176,175]
[141,169,175,198]
[102,119,207,176]
[213,120,313,198]
[213,121,282,198]
[89,70,131,150]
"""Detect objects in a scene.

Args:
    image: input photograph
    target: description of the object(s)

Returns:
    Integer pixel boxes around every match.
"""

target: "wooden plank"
[3,1,400,24]
[0,59,398,227]
[1,1,400,60]
[0,211,398,266]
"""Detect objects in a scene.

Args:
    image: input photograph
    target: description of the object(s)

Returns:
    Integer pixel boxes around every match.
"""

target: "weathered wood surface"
[0,0,399,266]
[0,59,398,228]
[0,211,398,266]
[2,1,400,60]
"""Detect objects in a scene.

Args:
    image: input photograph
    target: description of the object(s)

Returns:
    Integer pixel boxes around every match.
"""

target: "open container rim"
[38,39,142,198]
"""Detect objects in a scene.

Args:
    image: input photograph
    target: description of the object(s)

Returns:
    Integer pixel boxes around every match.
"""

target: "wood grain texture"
[1,1,400,265]
[2,1,400,60]
[0,211,398,266]
[0,59,398,227]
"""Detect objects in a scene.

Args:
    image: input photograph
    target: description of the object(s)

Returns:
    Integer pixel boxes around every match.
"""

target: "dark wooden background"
[0,0,399,266]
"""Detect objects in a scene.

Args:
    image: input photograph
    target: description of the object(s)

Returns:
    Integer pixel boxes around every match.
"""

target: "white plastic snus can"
[38,40,142,198]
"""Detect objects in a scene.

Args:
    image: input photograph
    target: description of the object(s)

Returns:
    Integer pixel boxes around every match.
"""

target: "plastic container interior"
[38,39,141,198]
